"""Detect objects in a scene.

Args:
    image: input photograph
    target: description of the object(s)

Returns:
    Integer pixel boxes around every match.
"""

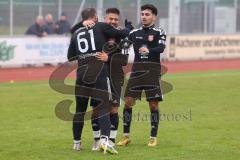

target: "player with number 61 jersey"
[67,7,132,154]
[68,22,131,82]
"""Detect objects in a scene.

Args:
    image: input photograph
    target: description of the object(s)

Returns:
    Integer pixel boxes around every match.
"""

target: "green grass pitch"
[0,70,240,160]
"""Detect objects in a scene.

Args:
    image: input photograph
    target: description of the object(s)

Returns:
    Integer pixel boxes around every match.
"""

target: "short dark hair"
[106,8,120,15]
[81,8,96,20]
[141,4,158,15]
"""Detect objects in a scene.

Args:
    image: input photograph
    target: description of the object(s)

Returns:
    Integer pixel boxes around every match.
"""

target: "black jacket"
[44,22,55,34]
[55,20,71,34]
[25,23,46,37]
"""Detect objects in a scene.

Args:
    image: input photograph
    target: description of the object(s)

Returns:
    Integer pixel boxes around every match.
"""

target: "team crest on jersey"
[148,35,154,42]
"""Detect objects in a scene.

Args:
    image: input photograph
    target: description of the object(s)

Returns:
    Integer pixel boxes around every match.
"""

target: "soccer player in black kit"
[73,8,131,149]
[67,8,131,154]
[117,4,166,147]
[72,8,131,151]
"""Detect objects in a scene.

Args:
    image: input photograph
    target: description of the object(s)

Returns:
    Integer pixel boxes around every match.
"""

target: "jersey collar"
[142,24,155,30]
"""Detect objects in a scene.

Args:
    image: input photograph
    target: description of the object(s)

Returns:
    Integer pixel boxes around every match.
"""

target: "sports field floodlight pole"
[204,0,208,34]
[58,0,62,20]
[234,0,238,32]
[73,0,86,25]
[116,0,126,25]
[38,0,43,16]
[10,0,13,36]
[168,0,181,35]
[137,0,141,25]
[97,0,104,22]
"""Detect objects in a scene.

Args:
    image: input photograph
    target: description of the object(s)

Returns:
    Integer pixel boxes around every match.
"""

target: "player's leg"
[98,105,111,140]
[91,106,100,142]
[90,99,101,151]
[94,77,118,154]
[109,82,121,145]
[146,84,163,147]
[97,102,118,154]
[72,95,89,151]
[94,77,111,138]
[123,97,135,136]
[117,75,140,146]
[109,105,119,145]
[148,100,160,147]
[116,96,136,146]
[91,108,101,151]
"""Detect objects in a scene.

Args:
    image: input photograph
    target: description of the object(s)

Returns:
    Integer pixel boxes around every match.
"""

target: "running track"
[0,59,240,83]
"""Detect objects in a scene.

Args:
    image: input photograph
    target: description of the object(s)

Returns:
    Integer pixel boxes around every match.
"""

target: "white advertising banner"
[1,34,240,67]
[0,36,70,67]
[167,34,240,60]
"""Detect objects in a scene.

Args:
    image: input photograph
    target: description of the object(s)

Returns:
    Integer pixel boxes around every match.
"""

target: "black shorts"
[76,76,112,108]
[110,78,122,106]
[124,70,163,102]
[90,77,122,107]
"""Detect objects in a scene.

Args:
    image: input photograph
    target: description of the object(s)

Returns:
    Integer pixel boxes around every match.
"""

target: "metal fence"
[0,0,239,35]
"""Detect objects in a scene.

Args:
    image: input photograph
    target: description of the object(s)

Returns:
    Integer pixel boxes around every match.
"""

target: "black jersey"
[128,24,166,63]
[68,22,129,60]
[67,22,129,84]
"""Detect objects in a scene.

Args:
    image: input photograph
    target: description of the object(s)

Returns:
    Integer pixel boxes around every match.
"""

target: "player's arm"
[148,29,166,54]
[70,20,95,34]
[127,31,134,43]
[102,22,132,39]
[67,36,77,61]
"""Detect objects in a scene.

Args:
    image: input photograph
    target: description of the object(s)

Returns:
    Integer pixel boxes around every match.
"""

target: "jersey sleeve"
[149,28,166,54]
[127,31,134,42]
[102,23,130,39]
[67,35,77,61]
[70,21,83,34]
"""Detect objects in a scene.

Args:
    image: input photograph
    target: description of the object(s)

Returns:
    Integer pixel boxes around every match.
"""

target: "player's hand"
[139,47,149,55]
[124,19,134,30]
[96,51,108,62]
[83,20,95,28]
[42,32,48,37]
